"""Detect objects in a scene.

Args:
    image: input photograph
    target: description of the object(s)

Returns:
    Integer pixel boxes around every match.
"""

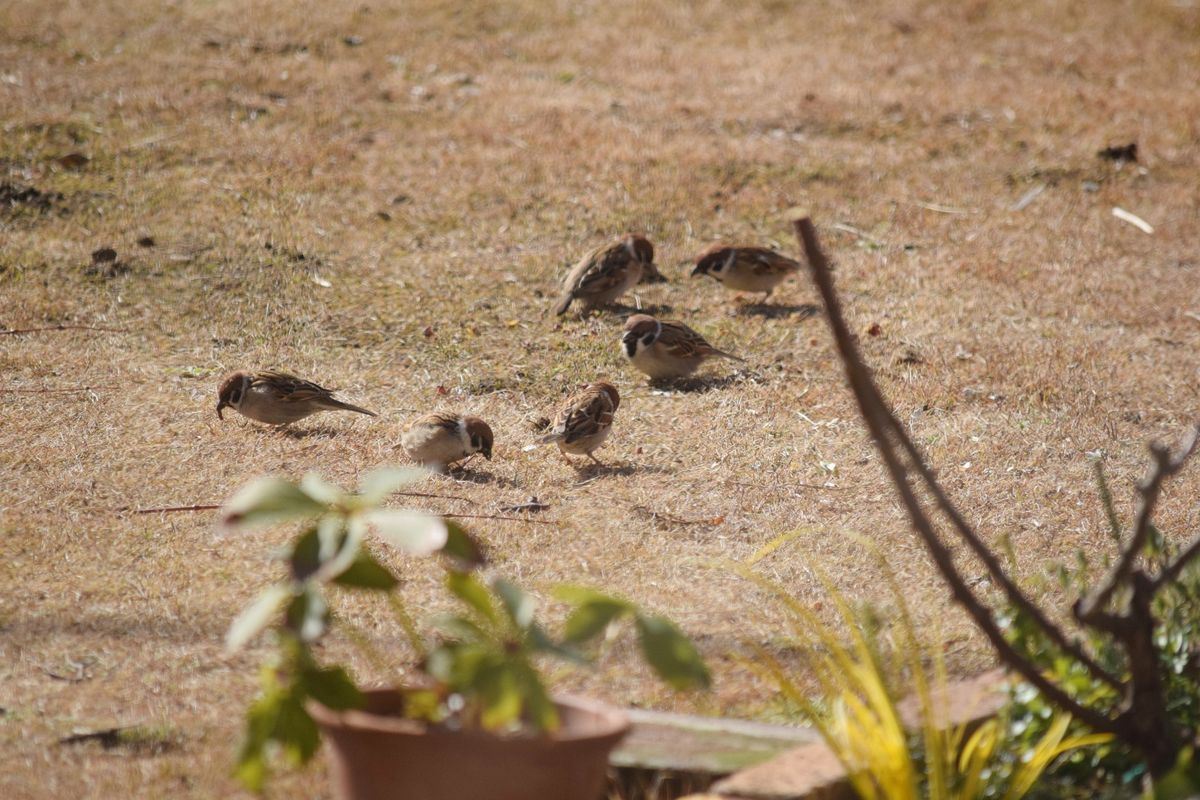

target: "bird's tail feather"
[328,399,377,416]
[552,293,574,316]
[530,430,566,446]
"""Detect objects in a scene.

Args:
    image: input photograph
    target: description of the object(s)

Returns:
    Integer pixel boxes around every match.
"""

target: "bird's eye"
[471,435,482,449]
[711,262,723,272]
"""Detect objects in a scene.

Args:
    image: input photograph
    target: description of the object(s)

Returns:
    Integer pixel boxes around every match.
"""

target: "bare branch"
[792,215,1121,733]
[1078,425,1200,621]
[793,215,1121,691]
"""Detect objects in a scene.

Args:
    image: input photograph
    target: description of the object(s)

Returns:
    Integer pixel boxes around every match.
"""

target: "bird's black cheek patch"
[623,338,638,358]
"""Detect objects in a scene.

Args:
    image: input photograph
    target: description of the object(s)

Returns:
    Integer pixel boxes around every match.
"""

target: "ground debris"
[0,182,64,213]
[631,505,725,527]
[1097,142,1137,163]
[499,496,550,513]
[85,247,130,278]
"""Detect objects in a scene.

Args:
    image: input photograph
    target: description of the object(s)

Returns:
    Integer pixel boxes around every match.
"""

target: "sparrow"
[400,412,494,471]
[691,244,803,301]
[553,234,656,315]
[215,370,376,425]
[530,381,620,464]
[621,314,745,380]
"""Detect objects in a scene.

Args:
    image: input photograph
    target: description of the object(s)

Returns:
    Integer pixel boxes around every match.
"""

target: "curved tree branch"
[791,214,1120,734]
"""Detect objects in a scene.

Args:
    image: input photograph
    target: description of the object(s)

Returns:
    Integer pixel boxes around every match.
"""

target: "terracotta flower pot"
[309,689,631,800]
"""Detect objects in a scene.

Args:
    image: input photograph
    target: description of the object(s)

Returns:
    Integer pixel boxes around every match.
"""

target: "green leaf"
[302,666,363,711]
[429,612,491,643]
[234,684,284,791]
[289,527,322,581]
[425,641,489,686]
[274,690,320,766]
[494,578,535,630]
[1153,746,1200,800]
[331,550,399,590]
[514,660,559,733]
[358,467,429,505]
[299,472,343,505]
[222,477,326,530]
[552,584,632,607]
[363,509,448,555]
[285,588,329,643]
[635,614,711,691]
[316,520,363,583]
[446,571,499,624]
[528,623,587,663]
[227,584,291,652]
[562,598,630,644]
[476,660,522,730]
[315,514,344,562]
[440,521,487,568]
[401,688,442,723]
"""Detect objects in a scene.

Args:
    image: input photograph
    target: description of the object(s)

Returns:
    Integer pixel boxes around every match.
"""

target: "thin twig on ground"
[442,512,556,525]
[1,325,129,335]
[130,504,221,514]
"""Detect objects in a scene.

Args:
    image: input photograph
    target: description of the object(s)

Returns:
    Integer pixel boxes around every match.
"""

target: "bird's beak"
[690,264,704,277]
[621,332,638,347]
[216,401,227,420]
[483,446,493,460]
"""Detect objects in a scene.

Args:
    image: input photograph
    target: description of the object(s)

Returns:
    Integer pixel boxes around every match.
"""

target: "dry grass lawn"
[2,0,1199,797]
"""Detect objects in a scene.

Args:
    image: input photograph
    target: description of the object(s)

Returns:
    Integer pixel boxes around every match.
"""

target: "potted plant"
[222,467,710,799]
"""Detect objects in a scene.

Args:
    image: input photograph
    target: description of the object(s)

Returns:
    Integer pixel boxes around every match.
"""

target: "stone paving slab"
[613,708,819,775]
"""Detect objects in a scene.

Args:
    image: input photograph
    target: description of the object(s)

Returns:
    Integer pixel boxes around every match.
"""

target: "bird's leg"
[587,452,604,465]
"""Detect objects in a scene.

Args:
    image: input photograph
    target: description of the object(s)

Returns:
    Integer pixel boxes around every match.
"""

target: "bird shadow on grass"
[268,424,343,440]
[569,460,672,483]
[606,301,675,318]
[645,370,765,394]
[734,302,820,320]
[443,467,518,489]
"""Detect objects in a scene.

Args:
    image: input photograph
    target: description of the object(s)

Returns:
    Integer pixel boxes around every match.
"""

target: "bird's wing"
[658,321,744,361]
[742,248,801,276]
[656,321,720,359]
[255,371,336,404]
[557,389,615,443]
[568,244,632,298]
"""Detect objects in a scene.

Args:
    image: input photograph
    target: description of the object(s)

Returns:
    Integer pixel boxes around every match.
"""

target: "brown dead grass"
[2,0,1200,797]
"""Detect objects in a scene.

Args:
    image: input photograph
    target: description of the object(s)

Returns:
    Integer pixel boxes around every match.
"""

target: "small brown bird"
[621,314,744,380]
[691,244,802,301]
[553,234,656,315]
[530,381,620,464]
[216,370,376,425]
[400,412,494,471]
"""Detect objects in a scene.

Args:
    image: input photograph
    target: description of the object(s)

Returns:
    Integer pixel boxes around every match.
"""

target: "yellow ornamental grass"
[736,534,1112,800]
